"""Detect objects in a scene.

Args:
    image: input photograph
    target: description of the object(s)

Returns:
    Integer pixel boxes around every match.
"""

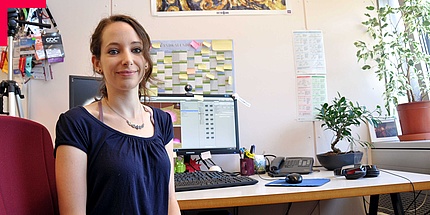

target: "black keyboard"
[174,171,259,192]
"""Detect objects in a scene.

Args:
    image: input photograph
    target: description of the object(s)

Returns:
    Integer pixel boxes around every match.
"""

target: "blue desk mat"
[265,178,330,187]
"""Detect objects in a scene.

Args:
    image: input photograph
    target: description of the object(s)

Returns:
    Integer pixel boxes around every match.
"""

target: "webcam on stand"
[184,84,193,97]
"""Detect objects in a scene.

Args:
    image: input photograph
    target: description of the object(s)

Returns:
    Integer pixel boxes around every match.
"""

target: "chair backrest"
[0,116,59,215]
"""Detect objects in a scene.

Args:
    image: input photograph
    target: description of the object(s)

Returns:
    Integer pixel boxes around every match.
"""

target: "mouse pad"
[265,178,330,187]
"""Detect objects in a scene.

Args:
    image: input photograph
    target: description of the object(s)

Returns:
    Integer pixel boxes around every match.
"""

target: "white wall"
[25,0,384,159]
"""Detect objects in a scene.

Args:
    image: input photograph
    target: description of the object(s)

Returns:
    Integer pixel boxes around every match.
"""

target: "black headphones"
[363,165,380,177]
[334,165,379,180]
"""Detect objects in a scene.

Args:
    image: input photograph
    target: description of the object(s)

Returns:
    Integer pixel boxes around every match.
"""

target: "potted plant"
[354,0,430,141]
[315,93,381,170]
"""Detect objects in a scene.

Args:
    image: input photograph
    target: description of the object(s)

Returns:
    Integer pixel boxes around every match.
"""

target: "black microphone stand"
[1,8,51,117]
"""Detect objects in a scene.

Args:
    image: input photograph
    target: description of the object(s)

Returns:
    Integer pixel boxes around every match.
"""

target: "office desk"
[176,169,430,215]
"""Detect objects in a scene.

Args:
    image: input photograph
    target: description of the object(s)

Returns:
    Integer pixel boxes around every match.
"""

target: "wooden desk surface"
[175,169,430,210]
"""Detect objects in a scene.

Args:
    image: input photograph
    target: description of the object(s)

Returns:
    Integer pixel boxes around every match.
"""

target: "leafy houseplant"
[315,93,381,170]
[354,0,430,116]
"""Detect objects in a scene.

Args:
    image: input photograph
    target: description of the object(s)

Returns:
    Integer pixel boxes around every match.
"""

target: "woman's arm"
[165,140,181,215]
[55,145,88,215]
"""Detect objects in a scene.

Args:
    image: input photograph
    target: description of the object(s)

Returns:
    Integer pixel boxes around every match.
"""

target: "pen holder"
[240,158,255,176]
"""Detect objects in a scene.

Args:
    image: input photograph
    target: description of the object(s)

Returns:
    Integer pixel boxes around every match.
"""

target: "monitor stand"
[183,154,191,164]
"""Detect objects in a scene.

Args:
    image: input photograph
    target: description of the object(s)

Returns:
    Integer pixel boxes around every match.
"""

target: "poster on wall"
[296,75,327,121]
[292,30,328,121]
[293,30,327,75]
[151,0,289,16]
[148,39,235,95]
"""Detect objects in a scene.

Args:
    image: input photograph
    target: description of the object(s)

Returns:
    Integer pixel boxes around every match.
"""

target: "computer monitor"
[69,75,102,109]
[147,94,240,159]
[69,75,240,158]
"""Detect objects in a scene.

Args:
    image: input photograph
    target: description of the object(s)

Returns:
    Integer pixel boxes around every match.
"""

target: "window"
[379,0,430,101]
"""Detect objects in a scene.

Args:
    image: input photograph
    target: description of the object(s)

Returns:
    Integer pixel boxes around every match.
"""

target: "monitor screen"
[147,94,240,157]
[69,75,102,109]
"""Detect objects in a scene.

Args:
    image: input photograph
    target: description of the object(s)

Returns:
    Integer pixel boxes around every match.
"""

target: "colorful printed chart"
[293,31,328,121]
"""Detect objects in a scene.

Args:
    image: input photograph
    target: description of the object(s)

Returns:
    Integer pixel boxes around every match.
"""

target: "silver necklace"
[105,100,145,130]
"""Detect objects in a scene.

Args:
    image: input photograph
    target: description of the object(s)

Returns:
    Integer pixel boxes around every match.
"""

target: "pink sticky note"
[187,68,196,75]
[190,40,201,50]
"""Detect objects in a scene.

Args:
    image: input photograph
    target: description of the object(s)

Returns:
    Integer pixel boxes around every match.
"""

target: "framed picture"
[368,117,402,142]
[151,0,289,16]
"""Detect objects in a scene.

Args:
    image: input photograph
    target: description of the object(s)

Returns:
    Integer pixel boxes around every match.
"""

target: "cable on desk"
[311,168,321,172]
[221,170,240,176]
[256,172,278,181]
[264,154,276,172]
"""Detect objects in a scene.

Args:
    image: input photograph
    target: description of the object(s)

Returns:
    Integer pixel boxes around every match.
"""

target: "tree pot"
[316,151,363,170]
[397,101,430,141]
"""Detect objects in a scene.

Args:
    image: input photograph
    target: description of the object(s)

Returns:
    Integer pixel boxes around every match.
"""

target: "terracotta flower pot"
[397,101,430,141]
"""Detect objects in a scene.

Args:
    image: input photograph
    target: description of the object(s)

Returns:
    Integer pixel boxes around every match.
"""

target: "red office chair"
[0,116,59,215]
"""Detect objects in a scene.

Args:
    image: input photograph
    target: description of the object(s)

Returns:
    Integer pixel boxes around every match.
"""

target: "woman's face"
[93,21,147,94]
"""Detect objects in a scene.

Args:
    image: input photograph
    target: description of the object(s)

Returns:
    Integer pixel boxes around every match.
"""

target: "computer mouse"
[285,173,303,184]
[209,166,222,172]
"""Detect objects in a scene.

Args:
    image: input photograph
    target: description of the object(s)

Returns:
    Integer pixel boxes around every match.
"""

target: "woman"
[54,14,181,215]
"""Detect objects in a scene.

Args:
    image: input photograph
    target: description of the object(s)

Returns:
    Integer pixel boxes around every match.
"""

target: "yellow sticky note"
[179,74,188,80]
[212,40,233,51]
[152,42,161,49]
[198,64,207,70]
[224,64,232,70]
[216,54,225,61]
[203,41,211,48]
[164,56,172,64]
[148,87,158,96]
[187,68,196,74]
[152,67,158,74]
[201,47,210,55]
[206,73,215,80]
[228,76,233,85]
[216,66,224,72]
[195,94,204,101]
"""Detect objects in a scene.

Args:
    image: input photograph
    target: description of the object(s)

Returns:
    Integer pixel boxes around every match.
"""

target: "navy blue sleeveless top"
[54,106,173,215]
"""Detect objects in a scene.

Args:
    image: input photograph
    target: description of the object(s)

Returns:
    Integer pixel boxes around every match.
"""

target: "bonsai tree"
[315,93,381,154]
[354,0,430,116]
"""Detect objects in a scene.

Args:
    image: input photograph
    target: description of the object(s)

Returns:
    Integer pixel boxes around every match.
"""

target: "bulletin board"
[149,39,235,95]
